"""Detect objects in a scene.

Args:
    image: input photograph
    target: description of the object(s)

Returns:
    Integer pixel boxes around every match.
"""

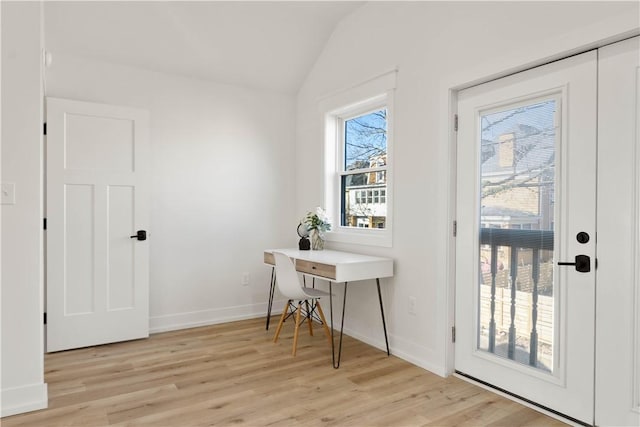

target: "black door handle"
[130,230,147,241]
[558,255,590,272]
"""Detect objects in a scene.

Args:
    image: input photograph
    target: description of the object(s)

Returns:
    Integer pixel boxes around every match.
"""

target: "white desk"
[264,248,393,368]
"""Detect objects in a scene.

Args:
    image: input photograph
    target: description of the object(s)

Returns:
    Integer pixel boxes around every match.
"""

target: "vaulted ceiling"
[44,1,364,94]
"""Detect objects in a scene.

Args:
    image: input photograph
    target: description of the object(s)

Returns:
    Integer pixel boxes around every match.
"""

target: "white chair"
[272,251,332,356]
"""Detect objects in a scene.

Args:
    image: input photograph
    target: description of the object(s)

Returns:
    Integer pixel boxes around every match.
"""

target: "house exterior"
[344,154,388,228]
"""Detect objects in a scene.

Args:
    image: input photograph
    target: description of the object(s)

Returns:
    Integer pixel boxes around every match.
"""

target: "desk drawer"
[296,259,336,279]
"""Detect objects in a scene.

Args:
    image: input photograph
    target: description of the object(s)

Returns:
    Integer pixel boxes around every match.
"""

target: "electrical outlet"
[241,272,250,286]
[408,296,417,315]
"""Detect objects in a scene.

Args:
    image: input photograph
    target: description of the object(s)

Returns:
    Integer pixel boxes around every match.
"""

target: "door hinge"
[43,218,47,230]
[452,326,456,343]
[453,220,457,237]
[43,122,47,136]
[454,114,458,132]
[44,312,47,325]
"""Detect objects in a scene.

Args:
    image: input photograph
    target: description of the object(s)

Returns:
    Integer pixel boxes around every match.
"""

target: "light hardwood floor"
[3,318,567,426]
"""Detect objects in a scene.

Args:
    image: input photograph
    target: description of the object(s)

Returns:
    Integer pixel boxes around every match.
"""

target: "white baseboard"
[149,300,286,334]
[342,326,447,377]
[0,382,48,418]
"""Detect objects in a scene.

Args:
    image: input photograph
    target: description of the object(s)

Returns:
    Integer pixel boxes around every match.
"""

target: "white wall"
[296,1,639,375]
[44,53,296,331]
[1,2,48,417]
[3,0,638,418]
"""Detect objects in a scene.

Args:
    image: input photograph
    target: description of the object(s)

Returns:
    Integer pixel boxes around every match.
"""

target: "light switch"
[1,183,16,205]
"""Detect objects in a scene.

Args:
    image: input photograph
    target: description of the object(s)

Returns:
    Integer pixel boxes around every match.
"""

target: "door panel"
[65,113,135,171]
[455,51,597,423]
[108,185,135,310]
[47,97,150,352]
[477,97,558,372]
[596,36,640,427]
[64,184,95,315]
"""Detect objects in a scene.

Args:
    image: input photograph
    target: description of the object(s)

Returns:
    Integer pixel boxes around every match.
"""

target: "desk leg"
[303,276,316,289]
[329,282,334,366]
[328,279,386,368]
[329,281,348,369]
[376,278,390,356]
[265,267,276,330]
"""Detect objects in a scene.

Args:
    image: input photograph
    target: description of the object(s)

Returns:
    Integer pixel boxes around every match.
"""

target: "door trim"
[635,65,640,414]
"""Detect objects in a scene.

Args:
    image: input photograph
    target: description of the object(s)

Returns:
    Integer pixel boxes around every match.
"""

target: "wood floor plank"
[2,318,567,426]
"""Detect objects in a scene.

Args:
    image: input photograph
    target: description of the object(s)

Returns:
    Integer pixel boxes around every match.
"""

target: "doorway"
[455,50,597,424]
[46,97,151,352]
[455,37,640,426]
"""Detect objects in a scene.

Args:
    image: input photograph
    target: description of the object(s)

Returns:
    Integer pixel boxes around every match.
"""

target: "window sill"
[325,228,392,248]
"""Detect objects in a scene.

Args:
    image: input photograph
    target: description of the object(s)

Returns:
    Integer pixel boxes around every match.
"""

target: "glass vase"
[310,229,324,250]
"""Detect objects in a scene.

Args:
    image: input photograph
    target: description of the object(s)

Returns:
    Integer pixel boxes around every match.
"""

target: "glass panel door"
[455,50,597,424]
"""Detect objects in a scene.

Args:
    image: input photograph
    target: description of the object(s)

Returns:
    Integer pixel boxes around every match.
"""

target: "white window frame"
[320,70,396,247]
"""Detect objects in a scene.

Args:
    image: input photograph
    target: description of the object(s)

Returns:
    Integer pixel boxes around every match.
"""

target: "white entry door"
[455,51,597,423]
[46,97,150,352]
[596,36,640,427]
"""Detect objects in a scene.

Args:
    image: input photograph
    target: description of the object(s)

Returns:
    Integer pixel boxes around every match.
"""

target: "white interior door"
[46,97,150,352]
[455,51,597,423]
[596,36,640,427]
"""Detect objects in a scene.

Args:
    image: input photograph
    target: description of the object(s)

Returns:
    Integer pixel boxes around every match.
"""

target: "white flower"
[302,207,331,233]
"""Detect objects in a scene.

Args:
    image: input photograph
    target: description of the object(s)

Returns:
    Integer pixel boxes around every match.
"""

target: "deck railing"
[479,228,554,367]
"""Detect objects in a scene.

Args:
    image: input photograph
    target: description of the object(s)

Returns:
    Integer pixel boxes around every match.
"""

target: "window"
[338,107,388,229]
[320,70,396,247]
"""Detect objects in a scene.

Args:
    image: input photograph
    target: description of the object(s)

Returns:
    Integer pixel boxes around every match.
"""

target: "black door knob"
[558,255,590,272]
[130,230,147,241]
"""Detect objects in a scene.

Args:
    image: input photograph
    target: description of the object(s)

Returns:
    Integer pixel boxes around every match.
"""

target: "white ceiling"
[44,1,364,94]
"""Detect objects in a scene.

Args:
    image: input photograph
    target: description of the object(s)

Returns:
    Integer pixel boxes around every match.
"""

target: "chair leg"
[292,302,302,356]
[315,300,332,347]
[305,300,314,336]
[273,300,290,343]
